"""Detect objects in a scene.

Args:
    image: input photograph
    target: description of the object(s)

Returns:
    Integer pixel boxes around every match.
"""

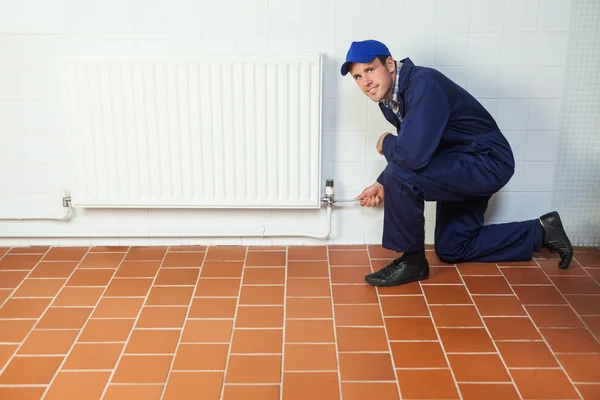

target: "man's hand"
[356,182,384,207]
[377,132,392,155]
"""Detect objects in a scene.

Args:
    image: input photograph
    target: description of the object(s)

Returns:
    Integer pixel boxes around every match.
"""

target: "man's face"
[349,57,396,102]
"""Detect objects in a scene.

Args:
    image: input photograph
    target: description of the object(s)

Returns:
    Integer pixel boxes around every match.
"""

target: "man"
[340,39,573,287]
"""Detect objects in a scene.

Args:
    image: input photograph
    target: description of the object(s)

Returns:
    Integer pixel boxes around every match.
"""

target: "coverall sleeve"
[380,75,451,171]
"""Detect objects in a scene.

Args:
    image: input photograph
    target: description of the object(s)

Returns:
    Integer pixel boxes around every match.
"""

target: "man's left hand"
[377,132,392,155]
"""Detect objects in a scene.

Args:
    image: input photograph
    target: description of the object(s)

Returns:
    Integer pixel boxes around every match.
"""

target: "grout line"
[218,247,249,400]
[418,263,464,400]
[95,247,164,400]
[368,253,406,399]
[326,245,344,400]
[278,246,288,400]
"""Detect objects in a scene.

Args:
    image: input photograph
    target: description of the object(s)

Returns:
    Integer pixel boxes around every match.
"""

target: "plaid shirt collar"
[379,61,403,119]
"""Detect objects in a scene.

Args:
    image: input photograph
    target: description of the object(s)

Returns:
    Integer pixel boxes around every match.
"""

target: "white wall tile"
[167,0,202,34]
[478,99,499,120]
[468,34,502,65]
[497,99,530,130]
[269,0,301,35]
[370,0,405,40]
[402,35,435,66]
[534,34,569,65]
[102,0,135,33]
[365,161,387,186]
[437,67,467,88]
[500,162,524,191]
[364,222,384,244]
[528,99,561,130]
[0,0,34,33]
[501,34,536,65]
[201,0,234,35]
[134,0,168,33]
[499,67,533,98]
[323,98,367,131]
[503,0,538,32]
[466,67,499,98]
[537,0,572,32]
[531,67,566,98]
[523,162,555,191]
[436,0,470,32]
[435,34,469,66]
[334,162,367,195]
[526,131,559,161]
[333,131,366,162]
[502,131,527,162]
[233,0,268,34]
[470,0,505,33]
[33,0,69,33]
[402,0,437,32]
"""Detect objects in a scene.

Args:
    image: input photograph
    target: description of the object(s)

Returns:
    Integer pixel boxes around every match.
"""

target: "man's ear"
[386,56,395,73]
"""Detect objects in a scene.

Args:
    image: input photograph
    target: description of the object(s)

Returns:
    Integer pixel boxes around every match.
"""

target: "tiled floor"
[0,245,599,400]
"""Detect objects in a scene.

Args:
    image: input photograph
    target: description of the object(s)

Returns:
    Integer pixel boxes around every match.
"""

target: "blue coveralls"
[377,58,543,263]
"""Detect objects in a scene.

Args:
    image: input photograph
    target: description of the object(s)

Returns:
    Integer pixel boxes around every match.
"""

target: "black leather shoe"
[540,211,573,269]
[365,256,429,286]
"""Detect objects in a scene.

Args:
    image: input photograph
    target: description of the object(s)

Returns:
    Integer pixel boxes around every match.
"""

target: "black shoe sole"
[365,274,429,287]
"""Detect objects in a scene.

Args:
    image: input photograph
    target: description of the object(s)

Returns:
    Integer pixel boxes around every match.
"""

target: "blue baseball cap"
[340,40,392,76]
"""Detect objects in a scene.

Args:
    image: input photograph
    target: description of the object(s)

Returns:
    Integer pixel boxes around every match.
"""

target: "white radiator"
[58,55,322,209]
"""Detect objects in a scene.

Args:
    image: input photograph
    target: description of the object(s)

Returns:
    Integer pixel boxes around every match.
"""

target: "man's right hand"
[356,182,384,207]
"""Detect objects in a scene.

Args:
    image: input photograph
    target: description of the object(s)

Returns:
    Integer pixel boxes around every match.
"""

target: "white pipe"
[0,207,72,221]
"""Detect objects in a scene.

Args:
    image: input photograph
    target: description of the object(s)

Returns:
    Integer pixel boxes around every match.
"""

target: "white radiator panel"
[58,55,322,208]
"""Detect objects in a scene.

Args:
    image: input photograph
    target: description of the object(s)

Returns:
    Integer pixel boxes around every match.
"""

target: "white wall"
[0,0,573,247]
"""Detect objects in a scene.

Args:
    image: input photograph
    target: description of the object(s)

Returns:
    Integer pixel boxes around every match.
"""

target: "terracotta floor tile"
[287,261,329,277]
[335,304,382,326]
[0,344,17,369]
[473,295,526,316]
[526,305,585,327]
[576,252,600,268]
[112,355,173,383]
[181,319,233,343]
[422,285,472,304]
[484,317,541,340]
[169,245,207,252]
[239,285,284,305]
[539,259,588,276]
[245,251,286,266]
[458,383,520,400]
[463,276,512,294]
[511,369,579,399]
[92,297,144,318]
[154,268,199,286]
[79,252,125,268]
[200,261,243,278]
[285,319,335,342]
[163,252,206,268]
[565,295,600,315]
[44,247,88,261]
[104,278,153,297]
[288,246,327,261]
[205,246,246,261]
[497,259,538,267]
[115,261,161,277]
[189,297,237,318]
[0,254,42,270]
[66,269,114,287]
[286,297,332,318]
[398,369,459,399]
[287,278,332,298]
[502,267,551,284]
[63,343,123,369]
[0,387,47,400]
[231,329,282,353]
[430,305,484,327]
[243,268,285,284]
[52,286,104,307]
[385,317,438,340]
[282,372,339,400]
[550,275,600,295]
[329,250,370,266]
[125,329,181,354]
[18,330,79,355]
[496,341,558,368]
[576,384,600,399]
[342,382,399,400]
[0,298,51,318]
[456,262,501,275]
[284,343,338,371]
[29,261,77,278]
[329,245,366,250]
[225,355,281,383]
[557,354,600,383]
[377,280,423,295]
[44,371,110,400]
[426,266,463,284]
[338,353,395,381]
[0,356,63,384]
[8,246,48,254]
[332,284,378,304]
[136,306,187,328]
[195,278,240,296]
[329,266,370,285]
[336,327,389,351]
[79,319,135,342]
[541,328,600,353]
[367,245,400,259]
[89,246,129,253]
[438,328,496,352]
[103,385,164,400]
[0,319,36,342]
[37,307,92,329]
[163,371,222,400]
[447,354,511,382]
[223,385,279,400]
[12,278,65,298]
[235,305,283,328]
[380,296,430,317]
[582,316,600,338]
[172,343,229,370]
[513,285,567,305]
[426,252,455,266]
[147,286,194,305]
[0,289,10,304]
[125,246,167,261]
[391,341,448,368]
[0,270,28,289]
[587,268,600,282]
